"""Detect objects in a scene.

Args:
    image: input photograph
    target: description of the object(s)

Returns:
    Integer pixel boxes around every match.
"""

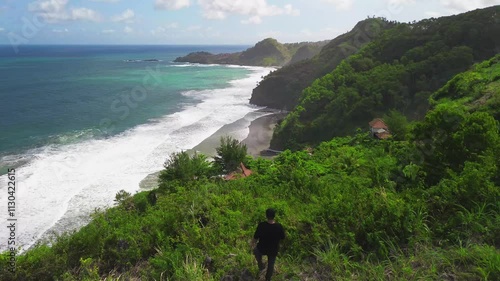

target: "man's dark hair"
[266,208,276,220]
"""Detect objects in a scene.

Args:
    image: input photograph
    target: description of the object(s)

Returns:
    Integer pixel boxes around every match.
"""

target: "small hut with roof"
[369,118,391,140]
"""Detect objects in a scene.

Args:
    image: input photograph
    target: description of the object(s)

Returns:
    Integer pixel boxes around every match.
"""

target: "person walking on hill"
[251,208,285,281]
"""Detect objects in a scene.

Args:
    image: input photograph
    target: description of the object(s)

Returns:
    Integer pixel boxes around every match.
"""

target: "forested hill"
[272,6,500,150]
[173,38,328,67]
[249,18,396,110]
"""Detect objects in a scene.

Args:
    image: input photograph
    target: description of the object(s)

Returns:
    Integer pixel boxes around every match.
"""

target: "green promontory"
[174,38,328,67]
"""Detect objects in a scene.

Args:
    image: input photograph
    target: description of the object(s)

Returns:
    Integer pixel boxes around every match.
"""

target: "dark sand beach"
[189,111,284,157]
[241,113,284,157]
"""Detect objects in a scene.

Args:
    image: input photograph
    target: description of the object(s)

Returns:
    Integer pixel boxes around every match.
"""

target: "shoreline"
[241,112,285,157]
[0,56,278,253]
[139,110,285,190]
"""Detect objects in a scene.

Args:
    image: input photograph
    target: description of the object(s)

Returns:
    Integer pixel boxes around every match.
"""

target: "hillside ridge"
[174,38,329,67]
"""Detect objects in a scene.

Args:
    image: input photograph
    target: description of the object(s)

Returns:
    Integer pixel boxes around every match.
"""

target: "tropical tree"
[383,109,409,140]
[214,136,248,173]
[159,151,212,191]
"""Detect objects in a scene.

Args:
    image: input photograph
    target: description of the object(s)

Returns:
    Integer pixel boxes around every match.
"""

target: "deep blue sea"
[0,45,273,251]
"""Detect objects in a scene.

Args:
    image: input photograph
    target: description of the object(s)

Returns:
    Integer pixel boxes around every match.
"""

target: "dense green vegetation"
[0,94,500,280]
[2,56,500,280]
[250,18,395,110]
[174,38,328,67]
[430,54,500,120]
[2,8,500,281]
[272,6,500,150]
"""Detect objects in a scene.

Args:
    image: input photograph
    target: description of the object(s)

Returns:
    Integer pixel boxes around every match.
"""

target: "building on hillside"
[369,118,392,140]
[224,162,253,181]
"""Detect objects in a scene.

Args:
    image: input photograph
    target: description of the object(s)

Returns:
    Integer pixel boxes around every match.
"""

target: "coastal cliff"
[249,18,395,110]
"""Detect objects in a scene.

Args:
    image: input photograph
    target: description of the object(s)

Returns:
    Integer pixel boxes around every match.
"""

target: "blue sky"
[0,0,499,45]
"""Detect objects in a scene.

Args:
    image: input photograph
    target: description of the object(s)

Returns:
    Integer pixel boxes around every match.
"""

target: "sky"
[0,0,499,45]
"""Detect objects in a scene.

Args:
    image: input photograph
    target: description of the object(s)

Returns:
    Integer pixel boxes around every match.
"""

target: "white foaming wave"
[170,63,275,71]
[170,70,271,149]
[0,66,273,252]
[182,67,271,102]
[170,63,221,68]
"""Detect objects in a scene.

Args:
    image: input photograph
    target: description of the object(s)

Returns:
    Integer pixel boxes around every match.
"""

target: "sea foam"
[0,66,273,252]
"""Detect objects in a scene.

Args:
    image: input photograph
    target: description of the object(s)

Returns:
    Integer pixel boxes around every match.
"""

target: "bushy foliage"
[383,110,409,140]
[159,151,212,191]
[3,105,498,280]
[213,136,248,174]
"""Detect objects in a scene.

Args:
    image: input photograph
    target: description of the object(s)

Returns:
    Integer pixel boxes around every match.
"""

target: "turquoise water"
[0,45,274,252]
[0,45,250,155]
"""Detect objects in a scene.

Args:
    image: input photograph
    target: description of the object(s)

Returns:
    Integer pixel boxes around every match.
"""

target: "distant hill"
[174,38,328,67]
[271,6,500,150]
[249,18,396,110]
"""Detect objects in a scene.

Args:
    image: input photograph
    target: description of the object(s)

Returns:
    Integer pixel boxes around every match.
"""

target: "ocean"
[0,45,273,252]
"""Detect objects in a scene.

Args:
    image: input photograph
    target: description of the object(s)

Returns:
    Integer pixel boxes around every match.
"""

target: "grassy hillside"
[271,6,500,150]
[1,56,500,280]
[430,54,500,118]
[250,18,395,110]
[238,38,291,66]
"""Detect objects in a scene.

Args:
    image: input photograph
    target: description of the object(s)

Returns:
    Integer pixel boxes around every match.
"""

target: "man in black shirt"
[251,208,285,281]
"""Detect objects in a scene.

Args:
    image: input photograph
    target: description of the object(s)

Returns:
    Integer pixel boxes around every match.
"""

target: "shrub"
[159,151,212,191]
[213,136,247,173]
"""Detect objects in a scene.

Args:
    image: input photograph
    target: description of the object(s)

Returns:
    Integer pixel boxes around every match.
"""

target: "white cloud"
[102,29,115,33]
[242,15,262,24]
[425,11,444,17]
[321,0,354,11]
[71,7,100,21]
[29,0,100,22]
[155,0,190,10]
[29,0,69,22]
[186,25,202,31]
[150,23,178,36]
[154,0,299,23]
[284,4,300,16]
[112,8,135,23]
[386,0,415,4]
[166,22,179,29]
[300,27,341,41]
[124,26,133,33]
[0,27,5,32]
[151,26,166,36]
[198,0,300,23]
[440,0,500,13]
[258,26,340,42]
[52,28,68,32]
[89,0,120,2]
[258,30,283,39]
